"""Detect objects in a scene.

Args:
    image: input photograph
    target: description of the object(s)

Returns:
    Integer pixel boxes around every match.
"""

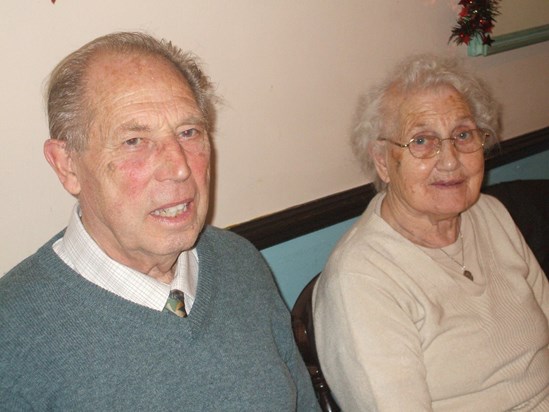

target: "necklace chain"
[439,231,473,281]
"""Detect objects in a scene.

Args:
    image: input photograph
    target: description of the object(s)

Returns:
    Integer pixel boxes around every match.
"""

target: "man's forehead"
[85,51,197,104]
[83,51,204,137]
[85,51,189,92]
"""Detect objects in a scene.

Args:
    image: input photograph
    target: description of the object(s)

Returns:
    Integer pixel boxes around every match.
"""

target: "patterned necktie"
[164,289,188,318]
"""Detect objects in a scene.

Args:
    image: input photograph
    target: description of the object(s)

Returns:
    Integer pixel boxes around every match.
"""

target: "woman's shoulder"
[323,211,419,288]
[465,194,528,251]
[469,193,515,227]
[476,192,508,210]
[328,213,395,267]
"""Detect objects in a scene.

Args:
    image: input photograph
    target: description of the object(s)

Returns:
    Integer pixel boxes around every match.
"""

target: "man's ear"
[369,141,390,184]
[43,139,81,196]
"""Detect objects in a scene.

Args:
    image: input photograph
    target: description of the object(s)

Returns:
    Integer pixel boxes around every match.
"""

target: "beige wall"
[2,0,548,275]
[495,0,549,35]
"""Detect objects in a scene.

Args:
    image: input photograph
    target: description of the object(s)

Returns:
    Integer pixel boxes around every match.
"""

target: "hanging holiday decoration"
[450,0,501,46]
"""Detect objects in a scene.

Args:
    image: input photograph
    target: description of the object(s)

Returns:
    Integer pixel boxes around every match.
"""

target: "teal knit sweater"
[0,226,320,411]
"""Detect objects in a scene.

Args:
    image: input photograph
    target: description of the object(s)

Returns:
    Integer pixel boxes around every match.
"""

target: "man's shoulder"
[1,230,66,295]
[196,225,273,284]
[198,225,259,254]
[0,232,73,353]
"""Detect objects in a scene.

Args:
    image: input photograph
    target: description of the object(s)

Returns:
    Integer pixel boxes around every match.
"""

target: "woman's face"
[375,86,485,222]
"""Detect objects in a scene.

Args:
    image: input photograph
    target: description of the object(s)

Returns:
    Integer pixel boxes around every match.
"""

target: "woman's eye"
[413,136,429,146]
[456,131,472,141]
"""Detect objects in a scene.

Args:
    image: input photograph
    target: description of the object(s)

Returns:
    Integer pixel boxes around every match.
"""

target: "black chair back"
[291,274,340,412]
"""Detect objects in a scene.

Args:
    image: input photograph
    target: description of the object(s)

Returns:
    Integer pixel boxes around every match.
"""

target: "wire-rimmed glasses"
[378,128,492,159]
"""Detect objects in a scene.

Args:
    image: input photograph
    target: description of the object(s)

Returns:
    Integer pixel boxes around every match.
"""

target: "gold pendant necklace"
[440,231,473,281]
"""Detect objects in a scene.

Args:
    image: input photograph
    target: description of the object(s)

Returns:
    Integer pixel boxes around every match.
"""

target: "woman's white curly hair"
[351,54,502,191]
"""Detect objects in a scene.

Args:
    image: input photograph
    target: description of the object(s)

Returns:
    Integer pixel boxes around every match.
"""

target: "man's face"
[67,52,210,274]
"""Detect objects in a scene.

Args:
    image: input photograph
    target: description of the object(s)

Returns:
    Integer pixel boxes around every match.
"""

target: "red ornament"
[449,0,500,46]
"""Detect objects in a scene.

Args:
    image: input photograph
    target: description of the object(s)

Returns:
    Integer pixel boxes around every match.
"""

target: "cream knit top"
[314,193,549,411]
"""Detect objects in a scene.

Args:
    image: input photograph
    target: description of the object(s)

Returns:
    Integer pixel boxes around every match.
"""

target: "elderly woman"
[313,54,549,411]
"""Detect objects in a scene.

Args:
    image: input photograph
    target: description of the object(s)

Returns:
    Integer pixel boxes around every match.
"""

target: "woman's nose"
[436,138,460,170]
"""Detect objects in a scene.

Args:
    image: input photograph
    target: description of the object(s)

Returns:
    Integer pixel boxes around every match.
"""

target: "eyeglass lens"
[408,129,487,158]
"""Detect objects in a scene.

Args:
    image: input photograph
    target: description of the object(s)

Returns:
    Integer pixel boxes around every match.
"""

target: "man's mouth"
[151,202,189,218]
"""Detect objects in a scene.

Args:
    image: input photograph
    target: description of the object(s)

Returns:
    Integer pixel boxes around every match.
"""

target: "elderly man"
[0,32,319,411]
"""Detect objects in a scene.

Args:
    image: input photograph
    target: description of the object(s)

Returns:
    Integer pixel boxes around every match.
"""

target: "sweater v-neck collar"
[38,229,220,340]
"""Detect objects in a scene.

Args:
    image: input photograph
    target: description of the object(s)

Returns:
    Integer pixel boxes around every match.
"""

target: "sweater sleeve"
[522,233,549,321]
[268,270,321,411]
[314,267,433,412]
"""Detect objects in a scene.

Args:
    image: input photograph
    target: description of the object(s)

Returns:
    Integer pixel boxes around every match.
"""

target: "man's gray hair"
[351,54,502,191]
[47,31,217,151]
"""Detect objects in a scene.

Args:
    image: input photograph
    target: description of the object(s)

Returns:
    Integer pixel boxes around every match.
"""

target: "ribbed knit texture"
[0,226,320,411]
[314,194,549,411]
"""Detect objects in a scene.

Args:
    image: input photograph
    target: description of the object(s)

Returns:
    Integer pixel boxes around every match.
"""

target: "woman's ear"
[43,139,81,196]
[369,141,390,184]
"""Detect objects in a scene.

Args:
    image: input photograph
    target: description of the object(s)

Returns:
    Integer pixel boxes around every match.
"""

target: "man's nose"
[156,137,192,182]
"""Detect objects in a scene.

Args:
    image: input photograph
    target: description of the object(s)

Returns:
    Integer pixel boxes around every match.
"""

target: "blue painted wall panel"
[261,219,356,308]
[485,150,549,184]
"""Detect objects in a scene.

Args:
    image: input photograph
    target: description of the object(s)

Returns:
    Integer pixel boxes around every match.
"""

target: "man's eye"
[124,137,142,146]
[179,128,200,139]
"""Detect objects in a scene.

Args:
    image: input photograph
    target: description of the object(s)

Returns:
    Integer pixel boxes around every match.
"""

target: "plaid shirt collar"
[52,204,198,312]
